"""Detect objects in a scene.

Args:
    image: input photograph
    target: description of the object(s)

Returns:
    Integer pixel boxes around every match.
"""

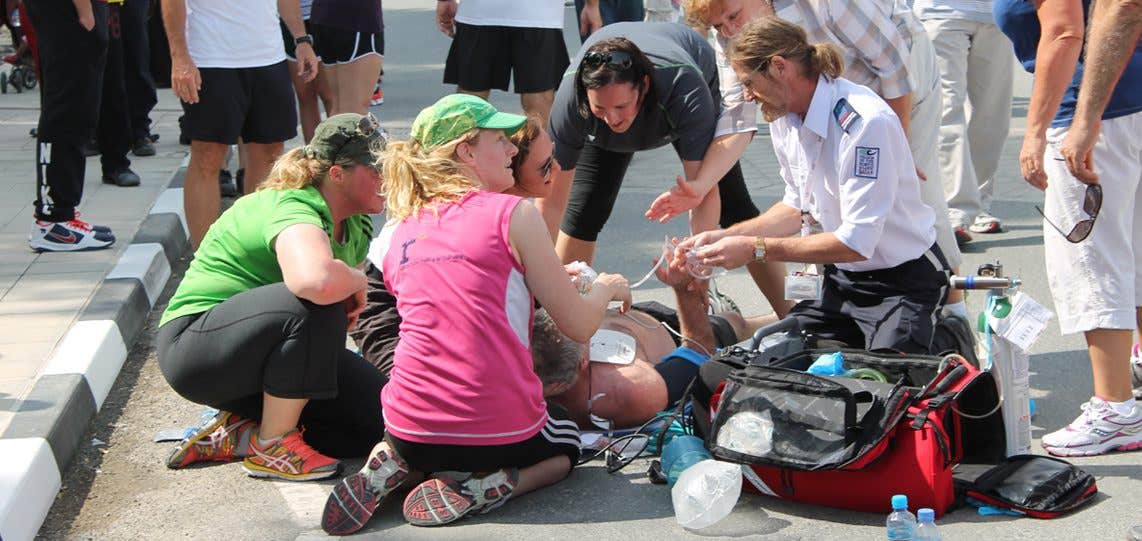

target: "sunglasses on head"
[332,112,385,163]
[582,50,634,71]
[1035,183,1101,243]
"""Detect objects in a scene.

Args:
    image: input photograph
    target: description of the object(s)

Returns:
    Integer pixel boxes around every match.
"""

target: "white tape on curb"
[0,438,62,541]
[106,243,171,306]
[149,188,188,240]
[41,320,127,410]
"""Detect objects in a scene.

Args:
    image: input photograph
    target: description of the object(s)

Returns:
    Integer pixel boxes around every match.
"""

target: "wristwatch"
[294,34,314,46]
[754,237,767,262]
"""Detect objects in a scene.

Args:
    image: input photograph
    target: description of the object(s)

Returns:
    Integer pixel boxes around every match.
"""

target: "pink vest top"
[380,191,545,445]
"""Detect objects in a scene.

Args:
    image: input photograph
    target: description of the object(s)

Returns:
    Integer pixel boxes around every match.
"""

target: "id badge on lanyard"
[785,153,823,301]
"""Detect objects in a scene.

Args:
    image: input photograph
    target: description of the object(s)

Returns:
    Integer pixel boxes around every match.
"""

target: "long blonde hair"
[728,17,845,81]
[257,147,372,192]
[382,129,481,221]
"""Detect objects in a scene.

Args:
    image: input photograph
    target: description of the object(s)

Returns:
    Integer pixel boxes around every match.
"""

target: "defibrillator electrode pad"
[590,329,637,365]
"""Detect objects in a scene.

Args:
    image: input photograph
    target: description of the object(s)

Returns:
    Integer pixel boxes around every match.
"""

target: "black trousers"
[98,3,132,175]
[788,244,951,354]
[120,0,156,140]
[157,283,387,458]
[29,0,108,222]
[561,143,762,242]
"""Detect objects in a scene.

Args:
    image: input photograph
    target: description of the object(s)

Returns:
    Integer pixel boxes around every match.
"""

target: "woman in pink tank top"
[320,95,632,535]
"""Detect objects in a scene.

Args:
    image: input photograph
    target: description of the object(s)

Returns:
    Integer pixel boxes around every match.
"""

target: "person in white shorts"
[996,0,1142,457]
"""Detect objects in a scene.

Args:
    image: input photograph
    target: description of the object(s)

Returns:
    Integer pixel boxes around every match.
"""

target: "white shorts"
[1043,111,1142,334]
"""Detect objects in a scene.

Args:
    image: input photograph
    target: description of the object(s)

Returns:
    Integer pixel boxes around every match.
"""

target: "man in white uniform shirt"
[680,18,951,354]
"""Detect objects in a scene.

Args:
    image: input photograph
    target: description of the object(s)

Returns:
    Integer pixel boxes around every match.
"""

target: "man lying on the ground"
[532,262,775,430]
[352,248,774,430]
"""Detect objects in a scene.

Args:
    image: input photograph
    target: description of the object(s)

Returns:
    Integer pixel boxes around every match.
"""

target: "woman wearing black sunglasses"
[157,113,390,482]
[540,22,792,317]
[995,0,1142,458]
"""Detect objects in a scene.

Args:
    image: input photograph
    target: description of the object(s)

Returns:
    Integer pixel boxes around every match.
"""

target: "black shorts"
[632,301,739,349]
[180,62,298,145]
[280,20,316,62]
[561,144,761,241]
[443,22,569,94]
[788,244,951,354]
[386,403,581,473]
[309,21,384,65]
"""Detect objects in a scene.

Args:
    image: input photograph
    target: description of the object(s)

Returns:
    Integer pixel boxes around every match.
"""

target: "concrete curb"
[0,158,190,541]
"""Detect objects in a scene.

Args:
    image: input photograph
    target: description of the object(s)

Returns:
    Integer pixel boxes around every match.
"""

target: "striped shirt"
[773,0,921,100]
[912,0,996,24]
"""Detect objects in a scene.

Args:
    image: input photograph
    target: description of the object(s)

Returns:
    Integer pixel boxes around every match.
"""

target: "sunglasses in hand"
[1035,183,1101,243]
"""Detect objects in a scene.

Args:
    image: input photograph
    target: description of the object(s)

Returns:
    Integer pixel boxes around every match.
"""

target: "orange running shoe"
[166,411,255,469]
[242,429,341,481]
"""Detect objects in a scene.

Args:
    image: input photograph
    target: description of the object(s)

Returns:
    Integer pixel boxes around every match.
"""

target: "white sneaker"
[969,212,1002,234]
[1041,397,1142,457]
[29,219,115,252]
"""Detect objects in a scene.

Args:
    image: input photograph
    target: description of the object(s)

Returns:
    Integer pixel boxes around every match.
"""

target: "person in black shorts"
[435,0,568,126]
[164,0,318,248]
[538,23,789,319]
[309,0,384,114]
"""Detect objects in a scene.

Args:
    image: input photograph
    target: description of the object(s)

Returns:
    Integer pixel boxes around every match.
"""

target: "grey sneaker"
[402,468,519,526]
[321,442,409,535]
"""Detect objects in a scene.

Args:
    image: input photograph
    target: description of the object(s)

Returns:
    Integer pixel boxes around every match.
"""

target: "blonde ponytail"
[728,17,846,81]
[381,131,482,222]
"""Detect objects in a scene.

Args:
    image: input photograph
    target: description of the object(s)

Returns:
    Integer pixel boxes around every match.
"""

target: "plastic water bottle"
[886,494,917,540]
[915,508,940,541]
[660,435,712,488]
[670,459,742,529]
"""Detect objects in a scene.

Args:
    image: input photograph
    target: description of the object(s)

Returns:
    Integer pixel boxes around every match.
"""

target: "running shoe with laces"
[402,468,519,526]
[242,429,341,481]
[321,442,410,536]
[166,410,255,469]
[969,212,1002,234]
[1041,397,1142,457]
[29,218,115,252]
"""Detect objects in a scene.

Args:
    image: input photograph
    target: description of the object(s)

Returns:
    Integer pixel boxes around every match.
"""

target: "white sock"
[1106,398,1137,417]
[943,301,968,319]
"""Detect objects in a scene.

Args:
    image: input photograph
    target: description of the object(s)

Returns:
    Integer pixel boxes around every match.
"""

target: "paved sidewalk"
[0,90,187,434]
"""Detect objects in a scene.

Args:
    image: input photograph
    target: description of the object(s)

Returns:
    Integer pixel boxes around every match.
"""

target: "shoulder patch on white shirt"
[854,147,879,179]
[832,98,861,133]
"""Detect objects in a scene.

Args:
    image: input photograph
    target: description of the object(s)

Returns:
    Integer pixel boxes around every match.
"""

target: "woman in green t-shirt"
[158,113,387,482]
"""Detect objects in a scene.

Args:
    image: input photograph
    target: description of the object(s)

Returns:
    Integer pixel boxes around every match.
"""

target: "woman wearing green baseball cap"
[157,113,388,483]
[320,94,632,535]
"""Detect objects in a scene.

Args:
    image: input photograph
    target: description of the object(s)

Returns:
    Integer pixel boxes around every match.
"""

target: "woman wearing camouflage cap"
[320,94,631,535]
[158,113,388,483]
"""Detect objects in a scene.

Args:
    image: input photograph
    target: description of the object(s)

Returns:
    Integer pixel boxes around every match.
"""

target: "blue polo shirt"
[993,0,1142,128]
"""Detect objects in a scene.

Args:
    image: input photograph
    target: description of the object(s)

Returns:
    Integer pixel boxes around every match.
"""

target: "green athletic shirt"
[160,186,373,327]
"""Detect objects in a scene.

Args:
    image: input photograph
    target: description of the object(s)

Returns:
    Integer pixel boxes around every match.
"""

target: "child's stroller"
[1,2,37,93]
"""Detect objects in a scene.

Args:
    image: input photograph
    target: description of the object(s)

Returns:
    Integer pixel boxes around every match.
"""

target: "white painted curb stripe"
[149,188,188,241]
[0,438,62,541]
[105,243,171,307]
[41,320,127,410]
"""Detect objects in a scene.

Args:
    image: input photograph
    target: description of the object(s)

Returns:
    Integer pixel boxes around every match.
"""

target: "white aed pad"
[590,329,637,365]
[785,274,823,301]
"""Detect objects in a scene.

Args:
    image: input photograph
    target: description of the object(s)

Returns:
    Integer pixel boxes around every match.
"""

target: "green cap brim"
[480,111,528,135]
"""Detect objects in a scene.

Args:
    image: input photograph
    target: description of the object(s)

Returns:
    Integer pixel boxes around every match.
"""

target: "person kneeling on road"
[320,95,632,536]
[679,18,951,355]
[158,113,387,482]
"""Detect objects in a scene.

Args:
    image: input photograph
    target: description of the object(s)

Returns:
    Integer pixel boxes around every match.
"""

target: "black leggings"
[561,144,761,242]
[157,283,386,458]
